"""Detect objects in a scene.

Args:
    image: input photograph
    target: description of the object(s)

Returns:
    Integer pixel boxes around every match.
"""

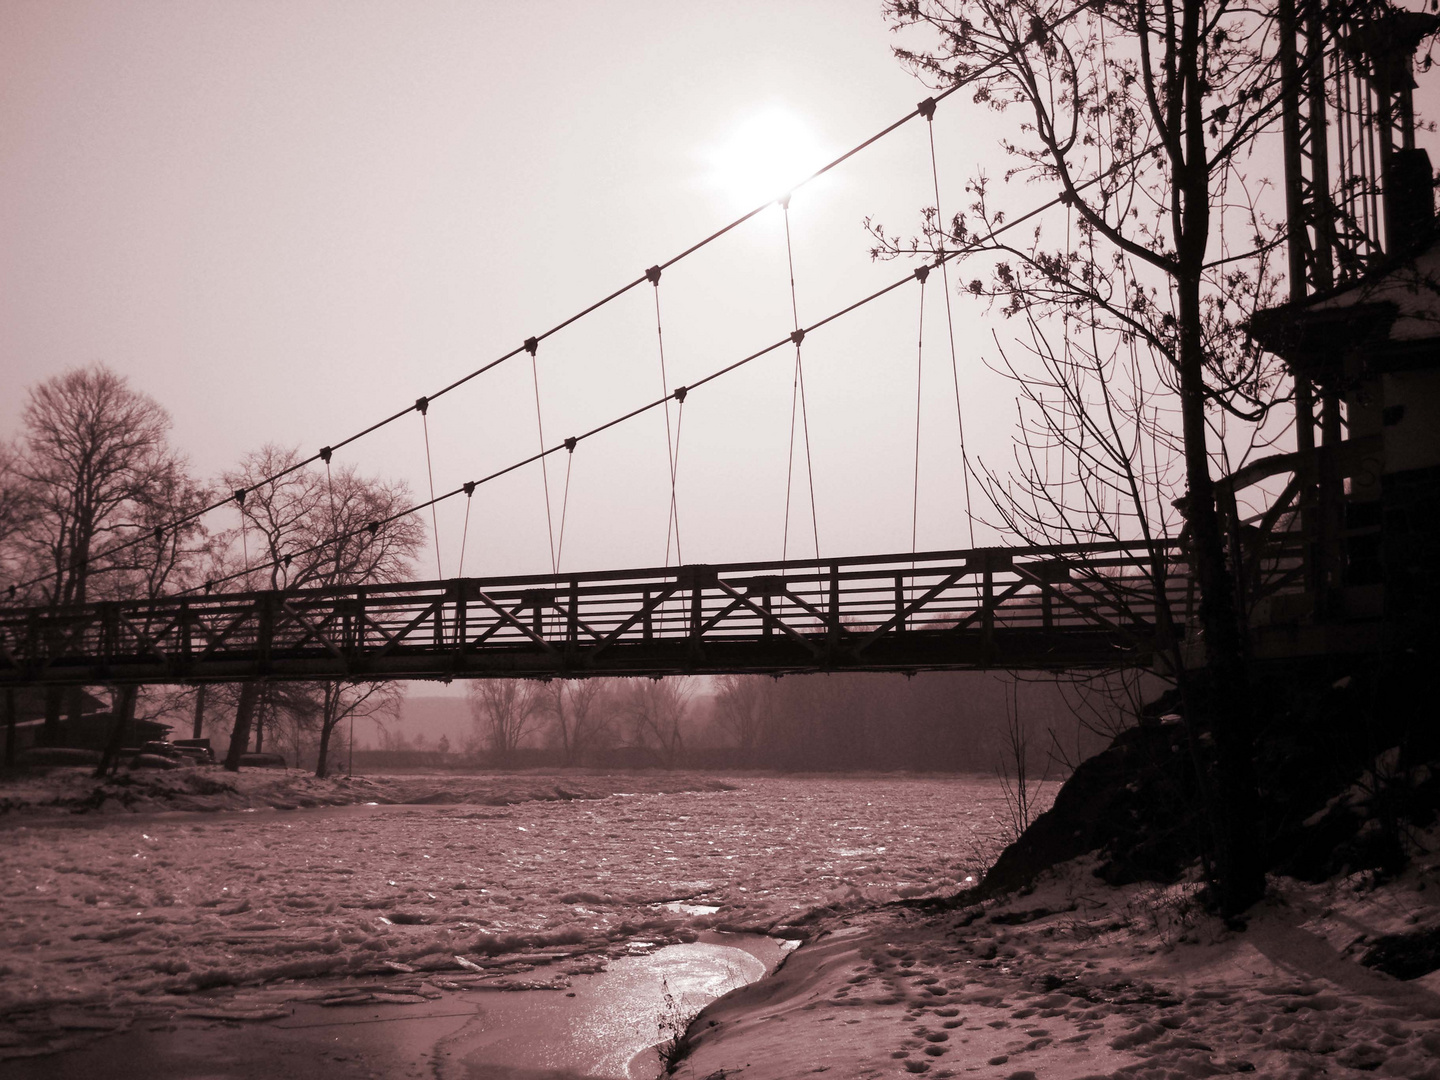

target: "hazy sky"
[4,2,1438,582]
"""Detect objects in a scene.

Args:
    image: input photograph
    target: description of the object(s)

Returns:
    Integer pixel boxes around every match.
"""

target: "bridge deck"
[0,542,1216,686]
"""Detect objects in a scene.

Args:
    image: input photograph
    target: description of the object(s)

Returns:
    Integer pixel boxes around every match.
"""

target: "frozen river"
[0,773,1036,1071]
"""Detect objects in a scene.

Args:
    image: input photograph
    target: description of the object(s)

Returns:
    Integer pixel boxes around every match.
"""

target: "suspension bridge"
[0,1,1420,690]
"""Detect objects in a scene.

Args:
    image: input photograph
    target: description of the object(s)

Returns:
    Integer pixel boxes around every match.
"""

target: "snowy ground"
[0,768,1021,1064]
[685,842,1440,1079]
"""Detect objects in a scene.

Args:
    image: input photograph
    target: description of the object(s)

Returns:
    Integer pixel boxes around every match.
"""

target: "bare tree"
[881,0,1306,912]
[540,679,616,765]
[469,680,543,763]
[0,365,208,750]
[624,677,694,767]
[217,445,424,773]
[314,681,403,777]
[713,674,774,764]
[222,445,423,592]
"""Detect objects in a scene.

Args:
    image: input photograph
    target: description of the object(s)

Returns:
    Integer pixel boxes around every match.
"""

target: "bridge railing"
[0,540,1209,683]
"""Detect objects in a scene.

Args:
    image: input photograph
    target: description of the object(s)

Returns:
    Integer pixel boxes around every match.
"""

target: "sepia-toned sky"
[3,1,1438,582]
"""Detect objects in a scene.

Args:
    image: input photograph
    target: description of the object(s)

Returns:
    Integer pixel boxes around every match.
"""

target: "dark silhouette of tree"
[880,0,1303,913]
[0,365,208,754]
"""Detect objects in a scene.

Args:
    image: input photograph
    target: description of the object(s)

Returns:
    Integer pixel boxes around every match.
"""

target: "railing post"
[763,593,773,638]
[434,588,444,648]
[257,594,273,675]
[828,562,840,645]
[102,603,118,662]
[354,589,366,654]
[982,556,995,656]
[1042,584,1053,630]
[643,589,653,642]
[894,574,906,633]
[455,586,468,651]
[691,580,703,642]
[180,601,193,667]
[567,579,579,651]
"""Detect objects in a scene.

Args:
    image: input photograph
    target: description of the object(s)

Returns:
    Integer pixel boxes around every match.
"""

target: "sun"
[700,107,832,210]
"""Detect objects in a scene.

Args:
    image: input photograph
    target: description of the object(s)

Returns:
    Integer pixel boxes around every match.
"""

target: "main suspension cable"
[5,4,1114,603]
[176,139,1161,598]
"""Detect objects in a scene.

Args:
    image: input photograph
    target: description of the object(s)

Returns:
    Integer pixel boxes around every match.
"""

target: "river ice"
[0,771,1029,1055]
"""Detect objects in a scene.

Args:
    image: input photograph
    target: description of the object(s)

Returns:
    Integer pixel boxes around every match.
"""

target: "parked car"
[135,740,215,766]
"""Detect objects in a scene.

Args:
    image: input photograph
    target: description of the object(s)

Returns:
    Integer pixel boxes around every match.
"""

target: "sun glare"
[701,107,832,210]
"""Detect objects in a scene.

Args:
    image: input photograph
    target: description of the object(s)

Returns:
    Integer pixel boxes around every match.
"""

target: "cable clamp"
[366,522,380,535]
[204,581,213,595]
[673,386,688,404]
[646,265,662,285]
[564,436,577,453]
[283,554,293,568]
[234,488,247,506]
[415,396,429,415]
[918,97,937,121]
[319,446,332,464]
[779,193,792,210]
[524,337,539,356]
[790,328,805,347]
[463,481,476,498]
[154,526,165,544]
[915,265,930,283]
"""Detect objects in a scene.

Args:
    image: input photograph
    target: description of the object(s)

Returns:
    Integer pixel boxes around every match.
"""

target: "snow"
[0,768,1023,1063]
[684,841,1440,1079]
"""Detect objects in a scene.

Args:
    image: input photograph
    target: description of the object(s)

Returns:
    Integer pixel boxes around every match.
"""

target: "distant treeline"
[382,670,1137,774]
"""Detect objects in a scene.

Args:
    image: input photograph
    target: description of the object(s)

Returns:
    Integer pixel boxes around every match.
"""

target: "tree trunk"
[191,684,207,740]
[96,685,138,778]
[224,682,261,771]
[314,685,336,778]
[1176,269,1265,917]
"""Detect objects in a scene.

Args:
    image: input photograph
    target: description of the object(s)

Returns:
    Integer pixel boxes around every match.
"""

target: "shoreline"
[678,847,1440,1079]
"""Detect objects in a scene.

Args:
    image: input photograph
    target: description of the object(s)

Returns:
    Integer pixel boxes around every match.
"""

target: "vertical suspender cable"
[457,483,474,579]
[912,266,929,557]
[235,489,251,585]
[322,447,340,578]
[781,197,820,562]
[923,102,976,547]
[556,440,576,571]
[648,266,683,566]
[669,395,686,566]
[525,338,559,576]
[416,399,443,580]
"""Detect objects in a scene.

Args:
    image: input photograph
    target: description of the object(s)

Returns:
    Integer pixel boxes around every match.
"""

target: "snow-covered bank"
[680,841,1440,1079]
[0,765,736,817]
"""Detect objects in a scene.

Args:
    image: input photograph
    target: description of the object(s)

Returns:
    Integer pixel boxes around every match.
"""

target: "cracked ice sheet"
[0,771,1025,1047]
